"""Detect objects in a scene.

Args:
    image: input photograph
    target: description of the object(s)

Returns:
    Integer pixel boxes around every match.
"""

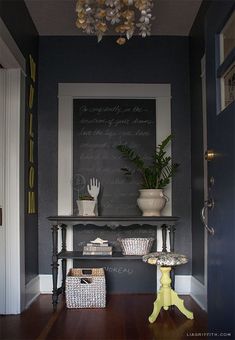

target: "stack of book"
[83,238,112,256]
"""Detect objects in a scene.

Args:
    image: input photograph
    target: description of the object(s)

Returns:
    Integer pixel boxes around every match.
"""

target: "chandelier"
[75,0,154,45]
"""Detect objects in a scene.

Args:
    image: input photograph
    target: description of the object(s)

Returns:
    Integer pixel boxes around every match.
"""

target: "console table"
[48,216,179,310]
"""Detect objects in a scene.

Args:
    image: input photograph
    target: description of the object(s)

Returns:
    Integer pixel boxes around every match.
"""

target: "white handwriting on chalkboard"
[78,167,120,173]
[79,143,109,148]
[78,127,117,137]
[135,130,150,136]
[132,118,153,125]
[80,105,148,115]
[80,118,130,127]
[78,152,122,160]
[104,266,134,275]
[79,118,154,128]
[78,127,150,138]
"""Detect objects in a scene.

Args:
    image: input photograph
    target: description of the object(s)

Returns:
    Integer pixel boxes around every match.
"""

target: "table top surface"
[48,216,179,226]
[48,215,179,220]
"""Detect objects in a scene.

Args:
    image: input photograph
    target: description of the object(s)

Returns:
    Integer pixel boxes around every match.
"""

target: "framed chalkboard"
[73,98,156,216]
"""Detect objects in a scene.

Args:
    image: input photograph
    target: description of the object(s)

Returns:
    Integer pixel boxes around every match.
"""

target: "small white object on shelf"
[90,237,108,244]
[76,199,96,216]
[118,237,154,256]
[87,178,100,216]
[83,238,112,255]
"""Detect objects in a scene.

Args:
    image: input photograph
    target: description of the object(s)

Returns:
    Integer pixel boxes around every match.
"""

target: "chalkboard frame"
[57,83,172,259]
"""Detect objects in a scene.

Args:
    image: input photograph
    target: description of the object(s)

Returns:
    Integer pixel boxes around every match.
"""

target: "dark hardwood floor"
[0,294,207,340]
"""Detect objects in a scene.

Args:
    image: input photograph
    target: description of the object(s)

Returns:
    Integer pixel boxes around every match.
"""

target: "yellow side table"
[143,252,194,323]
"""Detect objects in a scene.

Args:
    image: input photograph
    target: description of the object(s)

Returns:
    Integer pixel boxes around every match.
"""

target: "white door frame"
[57,83,172,288]
[0,19,26,314]
[0,68,6,314]
[0,18,26,73]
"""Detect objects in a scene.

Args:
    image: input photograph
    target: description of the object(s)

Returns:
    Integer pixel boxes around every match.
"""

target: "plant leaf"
[116,135,179,189]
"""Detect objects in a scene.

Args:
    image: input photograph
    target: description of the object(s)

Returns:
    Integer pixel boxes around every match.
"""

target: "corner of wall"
[25,275,40,309]
[190,275,207,311]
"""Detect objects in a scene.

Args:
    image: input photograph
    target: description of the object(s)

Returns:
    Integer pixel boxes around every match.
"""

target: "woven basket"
[66,268,106,308]
[118,237,154,256]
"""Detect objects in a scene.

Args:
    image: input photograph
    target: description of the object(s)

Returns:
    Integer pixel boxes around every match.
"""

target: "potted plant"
[116,135,179,216]
[76,194,96,216]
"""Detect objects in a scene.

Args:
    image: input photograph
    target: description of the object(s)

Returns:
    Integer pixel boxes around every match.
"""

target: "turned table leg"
[51,224,59,311]
[161,224,168,252]
[61,224,67,294]
[168,225,176,289]
[168,225,176,252]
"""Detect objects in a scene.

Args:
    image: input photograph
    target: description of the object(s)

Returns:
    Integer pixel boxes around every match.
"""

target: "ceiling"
[25,0,202,36]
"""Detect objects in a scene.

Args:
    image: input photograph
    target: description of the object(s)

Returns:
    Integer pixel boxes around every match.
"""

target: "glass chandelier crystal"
[76,0,154,45]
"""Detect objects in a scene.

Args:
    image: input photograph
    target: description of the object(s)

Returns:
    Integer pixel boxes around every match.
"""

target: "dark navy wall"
[0,0,39,284]
[189,2,211,284]
[38,36,192,279]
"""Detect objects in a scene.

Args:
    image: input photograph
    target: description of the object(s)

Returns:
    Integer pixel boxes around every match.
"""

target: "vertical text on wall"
[27,55,36,214]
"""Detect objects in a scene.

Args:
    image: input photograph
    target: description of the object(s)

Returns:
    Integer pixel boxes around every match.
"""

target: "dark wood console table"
[48,216,179,310]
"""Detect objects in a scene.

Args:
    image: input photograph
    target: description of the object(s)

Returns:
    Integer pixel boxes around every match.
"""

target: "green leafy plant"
[79,194,94,201]
[116,135,179,189]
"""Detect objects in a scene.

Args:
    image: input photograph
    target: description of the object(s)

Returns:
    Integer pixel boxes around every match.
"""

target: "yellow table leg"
[171,290,194,320]
[148,266,194,323]
[149,294,164,323]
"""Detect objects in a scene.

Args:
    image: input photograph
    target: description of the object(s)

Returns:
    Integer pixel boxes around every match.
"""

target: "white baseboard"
[39,274,53,294]
[25,275,40,309]
[39,274,192,295]
[175,275,191,294]
[190,276,207,311]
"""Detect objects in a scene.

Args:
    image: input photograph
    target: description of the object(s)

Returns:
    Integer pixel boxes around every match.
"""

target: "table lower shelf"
[58,251,143,260]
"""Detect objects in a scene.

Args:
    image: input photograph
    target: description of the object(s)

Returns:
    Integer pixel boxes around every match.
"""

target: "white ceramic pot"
[137,189,168,216]
[76,200,96,216]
